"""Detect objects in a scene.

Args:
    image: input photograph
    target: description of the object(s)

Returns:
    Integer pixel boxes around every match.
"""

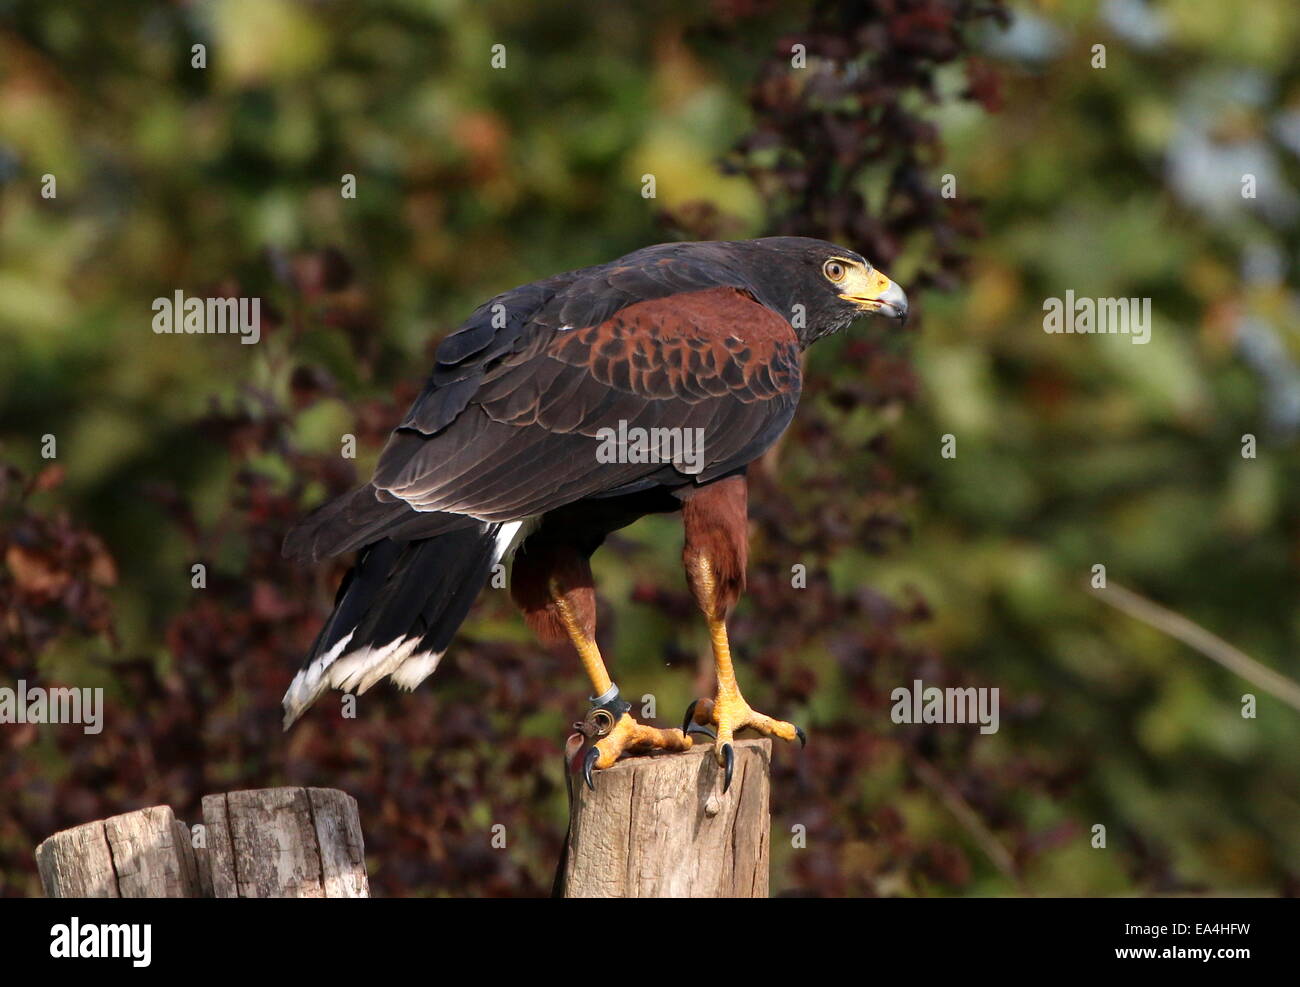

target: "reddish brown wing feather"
[370,286,801,520]
[546,288,798,403]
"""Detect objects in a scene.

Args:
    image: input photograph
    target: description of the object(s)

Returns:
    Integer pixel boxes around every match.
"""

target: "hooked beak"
[840,267,909,323]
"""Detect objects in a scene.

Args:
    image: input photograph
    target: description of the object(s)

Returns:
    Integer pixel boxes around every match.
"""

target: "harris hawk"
[282,237,907,790]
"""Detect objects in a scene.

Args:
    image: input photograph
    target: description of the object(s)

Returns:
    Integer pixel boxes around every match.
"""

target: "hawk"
[282,237,907,790]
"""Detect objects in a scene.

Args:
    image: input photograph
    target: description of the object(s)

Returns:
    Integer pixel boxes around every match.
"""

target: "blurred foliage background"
[1,0,1298,897]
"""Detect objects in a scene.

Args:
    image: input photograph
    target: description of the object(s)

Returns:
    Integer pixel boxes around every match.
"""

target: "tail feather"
[282,520,525,727]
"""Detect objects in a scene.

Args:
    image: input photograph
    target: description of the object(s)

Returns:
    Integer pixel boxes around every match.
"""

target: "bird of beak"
[839,266,909,323]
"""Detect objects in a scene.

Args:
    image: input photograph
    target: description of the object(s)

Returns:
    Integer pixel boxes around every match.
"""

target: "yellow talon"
[583,714,692,789]
[684,694,804,754]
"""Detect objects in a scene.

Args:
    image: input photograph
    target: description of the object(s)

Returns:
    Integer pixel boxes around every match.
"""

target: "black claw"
[722,743,735,793]
[686,722,716,740]
[795,725,807,748]
[583,747,599,791]
[682,699,700,734]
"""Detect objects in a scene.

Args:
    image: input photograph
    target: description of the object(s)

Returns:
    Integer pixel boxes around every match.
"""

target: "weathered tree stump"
[35,805,201,898]
[202,787,368,898]
[562,737,770,897]
[36,787,368,898]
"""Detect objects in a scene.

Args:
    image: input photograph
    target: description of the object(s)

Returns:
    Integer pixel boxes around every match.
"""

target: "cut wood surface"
[35,787,368,898]
[563,737,771,898]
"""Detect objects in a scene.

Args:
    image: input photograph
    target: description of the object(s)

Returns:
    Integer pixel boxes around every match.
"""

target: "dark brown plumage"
[281,236,906,786]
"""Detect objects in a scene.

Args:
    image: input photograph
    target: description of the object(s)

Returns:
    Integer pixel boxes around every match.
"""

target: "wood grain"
[36,788,369,898]
[36,805,201,898]
[562,738,770,897]
[201,787,369,898]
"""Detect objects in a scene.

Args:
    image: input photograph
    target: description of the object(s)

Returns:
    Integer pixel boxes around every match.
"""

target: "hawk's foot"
[579,708,692,791]
[682,695,805,792]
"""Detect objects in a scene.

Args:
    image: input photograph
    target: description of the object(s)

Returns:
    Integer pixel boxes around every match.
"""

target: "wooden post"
[562,737,770,897]
[35,805,201,898]
[35,787,368,898]
[202,787,368,898]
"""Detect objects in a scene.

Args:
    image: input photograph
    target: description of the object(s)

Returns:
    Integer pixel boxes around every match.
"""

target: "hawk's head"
[739,236,909,346]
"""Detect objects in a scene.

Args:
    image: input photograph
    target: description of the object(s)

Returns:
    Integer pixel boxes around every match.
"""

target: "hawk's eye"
[823,260,847,283]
